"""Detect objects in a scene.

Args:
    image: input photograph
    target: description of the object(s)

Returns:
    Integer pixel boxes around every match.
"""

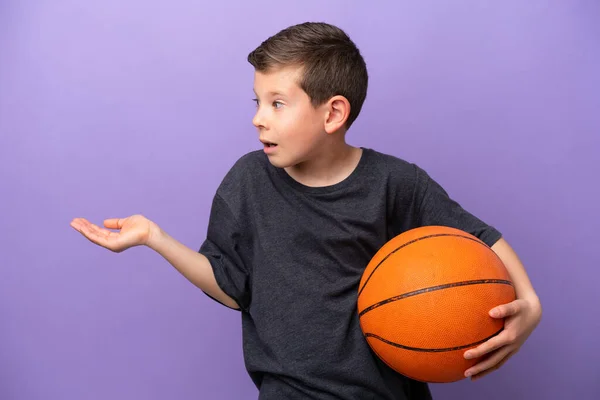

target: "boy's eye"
[252,98,259,107]
[273,101,283,109]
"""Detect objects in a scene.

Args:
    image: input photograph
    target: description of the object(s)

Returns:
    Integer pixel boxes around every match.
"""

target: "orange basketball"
[357,226,516,383]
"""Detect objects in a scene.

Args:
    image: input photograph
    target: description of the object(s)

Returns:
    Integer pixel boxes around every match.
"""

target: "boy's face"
[252,65,329,169]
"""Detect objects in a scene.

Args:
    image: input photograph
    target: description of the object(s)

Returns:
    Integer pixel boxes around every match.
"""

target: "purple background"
[1,1,598,399]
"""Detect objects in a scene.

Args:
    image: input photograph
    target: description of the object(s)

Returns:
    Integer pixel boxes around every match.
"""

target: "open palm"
[70,214,154,252]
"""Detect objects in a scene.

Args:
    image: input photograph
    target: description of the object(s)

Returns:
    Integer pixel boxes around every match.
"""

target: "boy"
[70,22,542,400]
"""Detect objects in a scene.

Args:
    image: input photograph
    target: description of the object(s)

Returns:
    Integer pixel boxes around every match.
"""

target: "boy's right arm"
[147,226,240,309]
[70,215,239,310]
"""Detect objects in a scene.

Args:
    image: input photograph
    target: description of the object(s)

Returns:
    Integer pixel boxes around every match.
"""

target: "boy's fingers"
[71,217,85,225]
[72,219,121,251]
[464,331,510,359]
[490,300,521,318]
[81,227,106,246]
[104,218,123,229]
[465,346,512,378]
[77,222,116,248]
[470,349,517,381]
[88,223,110,238]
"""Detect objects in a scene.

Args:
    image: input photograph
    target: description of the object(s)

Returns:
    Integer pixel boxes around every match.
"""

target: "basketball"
[357,226,516,383]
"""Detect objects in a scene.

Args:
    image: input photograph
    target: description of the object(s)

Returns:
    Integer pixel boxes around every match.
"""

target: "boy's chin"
[265,154,296,169]
[266,157,287,168]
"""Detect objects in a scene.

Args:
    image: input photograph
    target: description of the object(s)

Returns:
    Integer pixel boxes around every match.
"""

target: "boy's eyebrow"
[253,89,288,98]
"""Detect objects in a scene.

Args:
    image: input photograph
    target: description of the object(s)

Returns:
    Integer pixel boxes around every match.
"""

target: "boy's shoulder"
[228,149,266,175]
[367,147,415,169]
[215,150,267,197]
[236,149,267,164]
[363,147,421,184]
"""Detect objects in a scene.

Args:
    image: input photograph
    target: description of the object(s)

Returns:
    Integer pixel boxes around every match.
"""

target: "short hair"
[248,22,368,129]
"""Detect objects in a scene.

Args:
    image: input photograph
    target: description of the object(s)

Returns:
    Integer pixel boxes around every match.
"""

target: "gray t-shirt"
[199,147,502,400]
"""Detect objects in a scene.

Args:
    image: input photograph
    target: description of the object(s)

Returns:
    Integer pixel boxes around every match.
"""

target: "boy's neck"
[284,141,363,188]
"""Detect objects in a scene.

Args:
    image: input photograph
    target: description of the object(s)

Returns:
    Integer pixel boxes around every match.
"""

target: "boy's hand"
[463,296,542,381]
[70,215,159,252]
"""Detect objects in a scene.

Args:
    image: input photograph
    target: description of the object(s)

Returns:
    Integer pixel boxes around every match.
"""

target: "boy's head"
[247,22,368,168]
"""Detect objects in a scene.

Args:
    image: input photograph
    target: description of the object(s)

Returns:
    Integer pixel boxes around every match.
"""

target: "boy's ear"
[324,95,351,134]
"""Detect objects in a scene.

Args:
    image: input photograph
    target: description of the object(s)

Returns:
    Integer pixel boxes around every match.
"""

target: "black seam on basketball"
[358,279,513,317]
[364,327,503,353]
[368,344,446,383]
[357,233,494,299]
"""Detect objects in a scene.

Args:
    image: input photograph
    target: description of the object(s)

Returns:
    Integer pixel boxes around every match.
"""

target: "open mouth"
[261,140,278,148]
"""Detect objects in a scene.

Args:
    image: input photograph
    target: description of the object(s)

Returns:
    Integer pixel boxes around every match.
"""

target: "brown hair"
[247,22,368,129]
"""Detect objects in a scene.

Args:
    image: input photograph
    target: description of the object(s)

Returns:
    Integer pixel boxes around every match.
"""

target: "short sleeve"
[198,193,251,312]
[414,165,502,247]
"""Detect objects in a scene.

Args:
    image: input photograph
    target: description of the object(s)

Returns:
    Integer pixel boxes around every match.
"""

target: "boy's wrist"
[146,221,166,250]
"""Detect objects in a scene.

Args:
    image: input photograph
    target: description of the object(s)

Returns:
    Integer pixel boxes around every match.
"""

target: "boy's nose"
[252,112,266,129]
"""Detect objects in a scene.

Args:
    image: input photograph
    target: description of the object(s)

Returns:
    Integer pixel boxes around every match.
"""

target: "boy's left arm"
[462,238,542,381]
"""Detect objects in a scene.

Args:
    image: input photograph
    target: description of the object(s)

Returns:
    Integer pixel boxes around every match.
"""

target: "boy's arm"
[405,164,542,379]
[462,237,542,380]
[148,225,240,310]
[491,238,540,306]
